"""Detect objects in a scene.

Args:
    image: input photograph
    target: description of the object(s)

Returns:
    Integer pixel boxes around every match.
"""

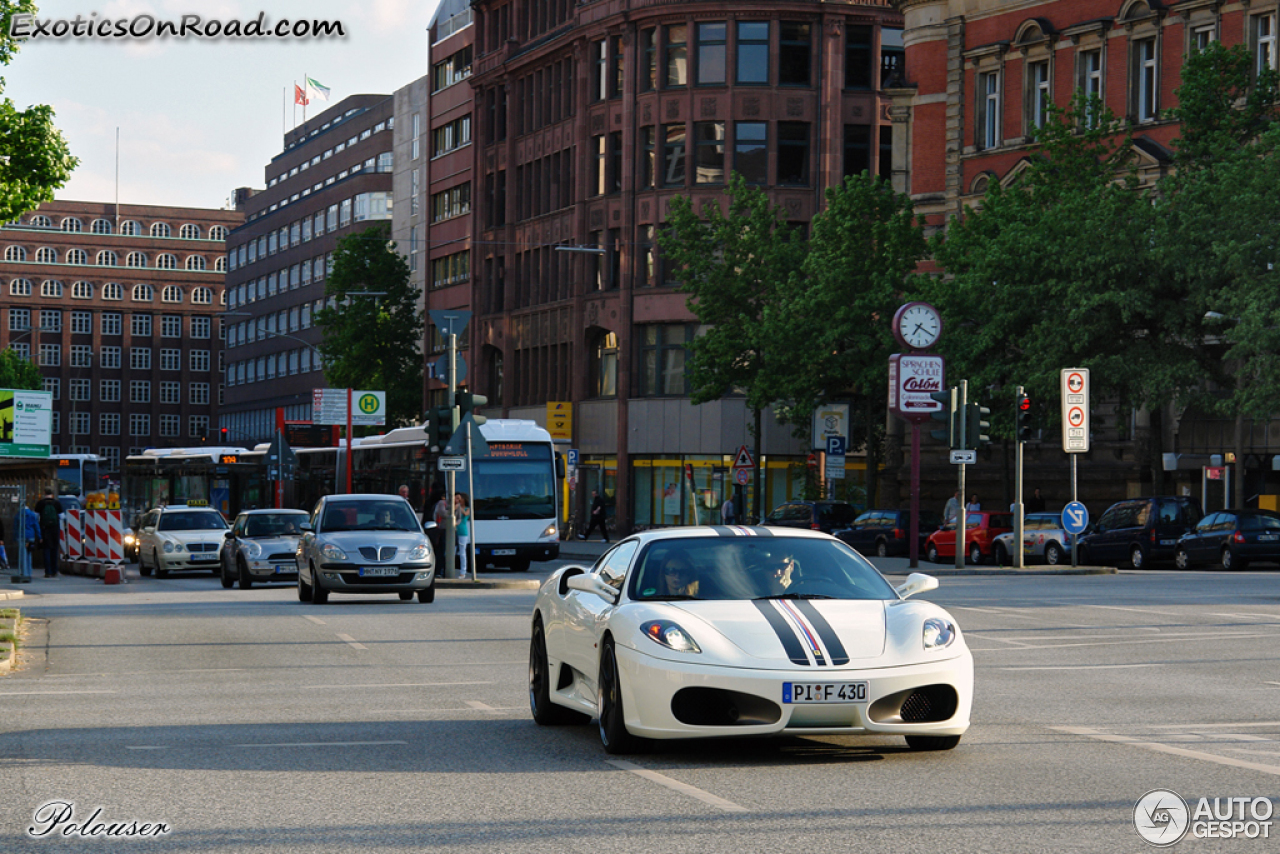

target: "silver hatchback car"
[297,494,436,604]
[992,512,1076,566]
[221,509,309,589]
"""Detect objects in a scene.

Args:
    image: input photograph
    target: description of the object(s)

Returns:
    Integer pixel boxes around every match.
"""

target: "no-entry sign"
[1060,369,1090,453]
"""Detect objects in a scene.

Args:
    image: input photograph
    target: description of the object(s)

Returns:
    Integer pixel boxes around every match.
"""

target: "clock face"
[896,303,942,350]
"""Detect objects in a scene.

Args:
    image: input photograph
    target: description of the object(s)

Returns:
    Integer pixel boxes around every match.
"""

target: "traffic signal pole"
[445,333,459,579]
[956,380,967,570]
[1014,386,1025,570]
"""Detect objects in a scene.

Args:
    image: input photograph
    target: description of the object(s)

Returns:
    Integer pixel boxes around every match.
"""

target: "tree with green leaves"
[0,1,77,222]
[773,173,928,505]
[315,224,423,428]
[0,347,41,389]
[658,173,807,519]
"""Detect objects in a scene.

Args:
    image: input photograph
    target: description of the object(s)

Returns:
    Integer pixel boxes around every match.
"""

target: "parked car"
[530,527,972,754]
[1077,496,1203,569]
[924,511,1014,565]
[296,494,436,604]
[136,505,231,577]
[992,512,1077,566]
[837,508,943,558]
[764,500,860,535]
[220,509,310,589]
[1174,509,1280,570]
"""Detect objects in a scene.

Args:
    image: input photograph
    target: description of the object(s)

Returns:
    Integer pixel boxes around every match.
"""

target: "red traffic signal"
[1016,393,1034,441]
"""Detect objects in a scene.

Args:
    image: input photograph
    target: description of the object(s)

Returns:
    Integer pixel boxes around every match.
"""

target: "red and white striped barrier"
[63,510,83,561]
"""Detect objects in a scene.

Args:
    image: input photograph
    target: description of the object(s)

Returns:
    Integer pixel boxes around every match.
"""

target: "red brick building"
[0,200,243,475]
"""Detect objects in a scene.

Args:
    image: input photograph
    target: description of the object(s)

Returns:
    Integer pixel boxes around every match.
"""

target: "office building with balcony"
[221,95,396,442]
[0,200,243,476]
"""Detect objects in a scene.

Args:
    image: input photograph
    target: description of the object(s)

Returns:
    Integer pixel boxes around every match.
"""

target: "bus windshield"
[472,443,555,520]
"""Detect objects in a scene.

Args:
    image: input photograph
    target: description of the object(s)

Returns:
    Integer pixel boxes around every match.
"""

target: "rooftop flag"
[294,83,309,106]
[306,77,331,102]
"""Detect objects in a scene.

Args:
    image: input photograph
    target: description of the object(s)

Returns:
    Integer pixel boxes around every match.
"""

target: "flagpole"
[303,71,308,123]
[282,87,286,136]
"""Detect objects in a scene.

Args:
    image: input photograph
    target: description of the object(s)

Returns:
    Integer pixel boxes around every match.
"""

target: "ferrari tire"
[906,734,961,751]
[1044,543,1063,566]
[926,544,940,564]
[598,639,641,754]
[529,621,589,726]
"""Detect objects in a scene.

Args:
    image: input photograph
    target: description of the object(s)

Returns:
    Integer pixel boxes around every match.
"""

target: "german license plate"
[190,554,216,562]
[1259,534,1278,541]
[783,682,868,703]
[357,567,399,577]
[493,549,516,556]
[273,563,294,574]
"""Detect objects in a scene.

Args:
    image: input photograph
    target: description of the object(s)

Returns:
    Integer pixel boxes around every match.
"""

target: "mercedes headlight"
[163,541,181,553]
[406,543,432,562]
[242,541,263,559]
[922,618,956,650]
[641,620,701,653]
[320,542,348,560]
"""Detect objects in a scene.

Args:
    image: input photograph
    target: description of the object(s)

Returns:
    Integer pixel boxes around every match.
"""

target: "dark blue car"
[1174,509,1280,570]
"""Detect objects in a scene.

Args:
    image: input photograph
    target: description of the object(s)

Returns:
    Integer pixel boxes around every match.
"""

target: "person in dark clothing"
[33,491,64,578]
[580,489,609,542]
[1026,488,1046,513]
[425,484,447,577]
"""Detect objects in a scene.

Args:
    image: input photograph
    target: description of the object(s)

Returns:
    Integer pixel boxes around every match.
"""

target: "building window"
[130,380,151,403]
[161,315,182,337]
[35,247,56,263]
[843,124,870,178]
[1028,60,1051,131]
[130,347,151,370]
[8,308,30,331]
[70,412,90,436]
[777,122,810,185]
[161,349,181,371]
[130,414,150,437]
[100,413,120,436]
[131,314,152,337]
[91,219,112,234]
[662,124,687,186]
[9,278,31,296]
[44,377,59,399]
[150,222,170,238]
[665,24,688,88]
[881,27,905,84]
[160,381,181,404]
[39,343,61,366]
[180,223,200,239]
[1133,38,1158,122]
[638,324,693,396]
[593,331,618,398]
[100,348,121,370]
[126,252,147,268]
[101,380,120,402]
[846,25,873,89]
[96,250,117,266]
[66,248,87,264]
[101,313,122,335]
[191,317,211,339]
[592,38,608,101]
[158,414,179,438]
[779,22,811,86]
[71,344,91,368]
[132,284,153,302]
[119,220,140,236]
[186,255,207,271]
[192,287,213,305]
[71,311,92,334]
[70,378,90,401]
[190,382,210,405]
[1193,25,1215,52]
[60,217,82,232]
[1255,14,1277,74]
[103,283,122,301]
[190,415,209,439]
[736,21,769,84]
[431,184,471,222]
[430,252,470,289]
[72,281,93,299]
[977,70,1001,149]
[156,253,177,270]
[641,28,657,91]
[41,309,61,332]
[696,22,726,86]
[190,350,210,372]
[694,121,725,184]
[41,279,62,298]
[639,127,656,189]
[4,245,25,262]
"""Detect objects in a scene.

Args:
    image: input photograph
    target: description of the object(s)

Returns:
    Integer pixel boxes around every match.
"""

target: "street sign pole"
[445,333,459,579]
[956,380,967,570]
[465,419,477,582]
[910,421,921,568]
[1015,385,1024,570]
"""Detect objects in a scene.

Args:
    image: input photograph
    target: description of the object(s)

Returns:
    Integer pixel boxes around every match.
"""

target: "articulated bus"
[294,419,565,571]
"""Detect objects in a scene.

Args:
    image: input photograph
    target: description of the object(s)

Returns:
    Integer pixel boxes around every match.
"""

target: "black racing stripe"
[792,600,849,666]
[752,600,809,665]
[709,526,734,536]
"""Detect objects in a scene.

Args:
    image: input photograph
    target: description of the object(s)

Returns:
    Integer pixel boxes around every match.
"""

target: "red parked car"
[924,511,1015,565]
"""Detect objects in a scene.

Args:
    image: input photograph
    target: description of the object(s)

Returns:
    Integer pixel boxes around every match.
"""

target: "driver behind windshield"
[659,554,700,597]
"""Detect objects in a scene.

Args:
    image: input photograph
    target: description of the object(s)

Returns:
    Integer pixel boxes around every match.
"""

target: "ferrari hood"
[671,600,887,665]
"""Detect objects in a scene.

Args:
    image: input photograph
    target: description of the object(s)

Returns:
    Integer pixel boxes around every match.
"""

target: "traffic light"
[966,401,991,449]
[219,427,229,443]
[929,388,958,448]
[428,406,454,450]
[457,392,488,426]
[1016,392,1034,442]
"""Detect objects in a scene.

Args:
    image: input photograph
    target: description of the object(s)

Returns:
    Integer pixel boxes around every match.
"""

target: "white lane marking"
[968,631,1276,652]
[1267,682,1280,688]
[606,759,749,813]
[303,616,326,625]
[1227,749,1280,757]
[48,669,246,677]
[965,634,1036,648]
[1212,613,1280,621]
[1080,604,1180,616]
[230,741,409,748]
[465,700,504,715]
[1000,663,1166,670]
[125,746,168,750]
[0,690,120,696]
[336,633,367,650]
[1194,733,1274,742]
[1052,726,1280,777]
[304,682,494,688]
[1149,721,1280,730]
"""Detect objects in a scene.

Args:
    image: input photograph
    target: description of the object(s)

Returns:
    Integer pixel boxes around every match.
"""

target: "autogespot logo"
[1135,789,1190,847]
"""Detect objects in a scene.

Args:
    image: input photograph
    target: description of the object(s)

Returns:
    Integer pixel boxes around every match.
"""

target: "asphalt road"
[1,563,1278,852]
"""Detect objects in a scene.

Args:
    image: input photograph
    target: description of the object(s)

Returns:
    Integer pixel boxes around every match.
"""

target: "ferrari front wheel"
[598,639,641,754]
[529,620,588,726]
[906,734,961,751]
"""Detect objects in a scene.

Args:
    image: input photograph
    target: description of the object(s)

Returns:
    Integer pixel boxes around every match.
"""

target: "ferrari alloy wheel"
[598,639,639,754]
[1044,543,1063,566]
[1130,545,1145,570]
[529,620,588,726]
[968,543,983,566]
[1174,547,1191,571]
[906,734,961,751]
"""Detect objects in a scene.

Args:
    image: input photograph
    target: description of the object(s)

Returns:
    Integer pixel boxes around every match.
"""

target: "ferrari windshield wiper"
[754,593,836,600]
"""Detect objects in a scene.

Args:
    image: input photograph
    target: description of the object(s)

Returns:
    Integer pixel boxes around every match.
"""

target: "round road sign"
[735,468,750,486]
[1068,406,1085,427]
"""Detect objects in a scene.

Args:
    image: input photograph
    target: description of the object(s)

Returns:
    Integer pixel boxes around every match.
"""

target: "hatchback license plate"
[190,554,216,562]
[783,682,868,703]
[358,567,399,577]
[273,563,294,574]
[493,549,516,556]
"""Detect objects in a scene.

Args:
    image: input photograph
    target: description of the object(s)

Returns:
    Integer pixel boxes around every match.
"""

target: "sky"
[4,0,444,211]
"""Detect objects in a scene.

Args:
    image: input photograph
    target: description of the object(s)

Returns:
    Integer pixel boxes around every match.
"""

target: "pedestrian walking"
[33,491,64,577]
[943,490,961,526]
[454,492,472,578]
[720,496,736,525]
[581,489,609,542]
[425,484,446,575]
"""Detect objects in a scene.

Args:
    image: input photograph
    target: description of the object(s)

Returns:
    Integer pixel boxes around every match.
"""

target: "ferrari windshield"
[629,537,898,602]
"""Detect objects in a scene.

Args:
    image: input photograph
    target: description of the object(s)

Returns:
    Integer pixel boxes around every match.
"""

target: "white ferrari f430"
[529,527,973,754]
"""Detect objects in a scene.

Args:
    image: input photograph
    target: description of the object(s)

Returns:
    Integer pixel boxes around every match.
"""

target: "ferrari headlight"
[242,541,263,559]
[406,543,432,562]
[641,620,701,653]
[320,542,348,561]
[922,618,956,650]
